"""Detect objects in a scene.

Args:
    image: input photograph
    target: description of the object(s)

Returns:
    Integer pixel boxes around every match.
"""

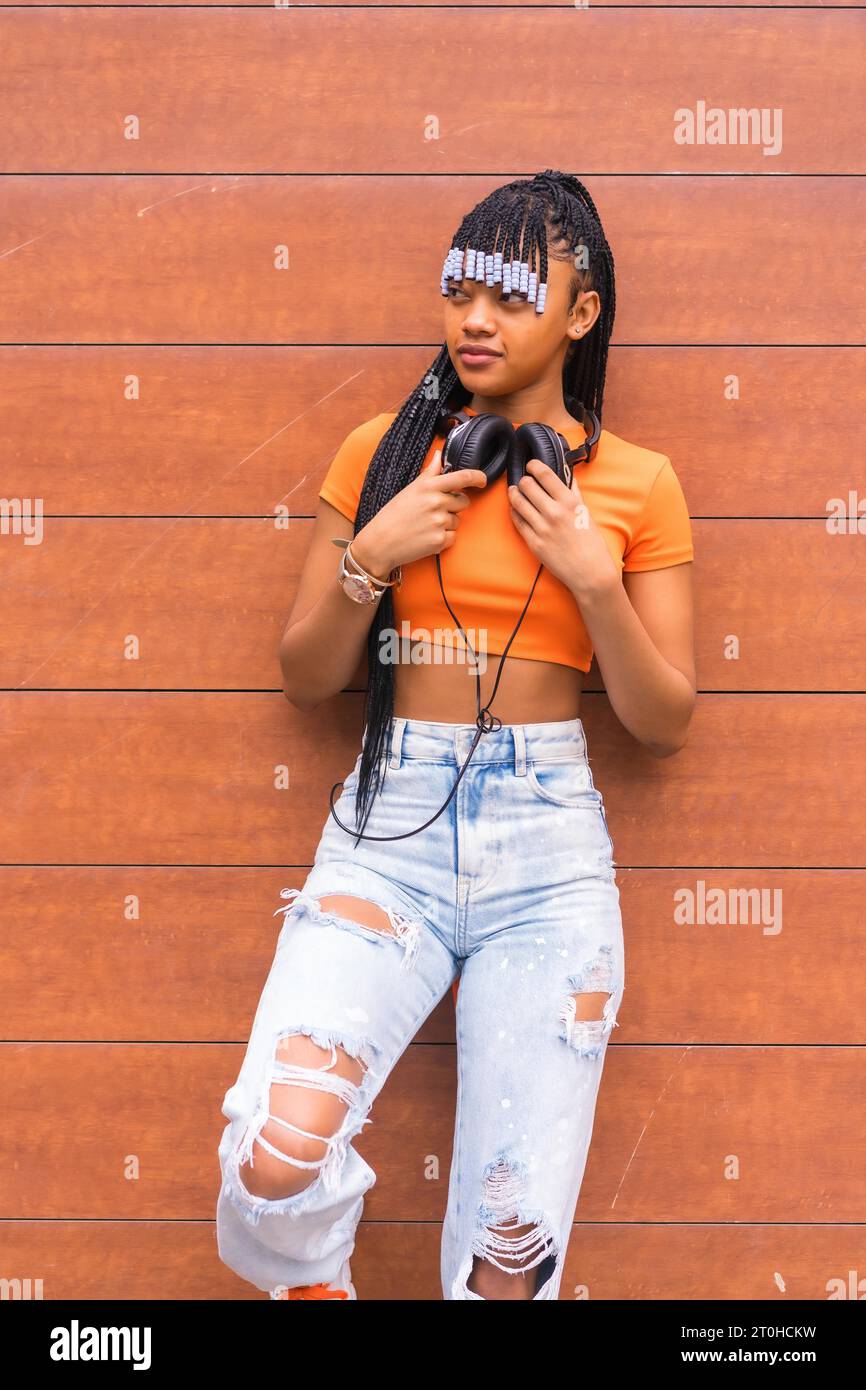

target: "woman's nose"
[462,304,498,333]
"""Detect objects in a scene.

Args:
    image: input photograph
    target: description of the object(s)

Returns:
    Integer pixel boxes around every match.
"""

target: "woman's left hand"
[508,460,620,598]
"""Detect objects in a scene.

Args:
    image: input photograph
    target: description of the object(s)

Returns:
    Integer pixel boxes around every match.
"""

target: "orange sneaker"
[270,1259,356,1300]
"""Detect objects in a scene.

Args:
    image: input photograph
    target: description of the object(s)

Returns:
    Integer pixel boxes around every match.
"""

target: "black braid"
[347,170,616,837]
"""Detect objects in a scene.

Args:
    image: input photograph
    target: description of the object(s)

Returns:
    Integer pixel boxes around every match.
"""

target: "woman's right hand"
[351,448,488,578]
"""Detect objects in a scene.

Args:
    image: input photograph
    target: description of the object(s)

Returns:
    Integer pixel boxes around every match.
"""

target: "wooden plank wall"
[1,5,865,1301]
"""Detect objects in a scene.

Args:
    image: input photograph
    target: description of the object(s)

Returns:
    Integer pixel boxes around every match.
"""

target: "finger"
[423,446,444,474]
[507,483,539,530]
[509,503,531,538]
[513,470,557,519]
[436,467,488,491]
[524,458,565,500]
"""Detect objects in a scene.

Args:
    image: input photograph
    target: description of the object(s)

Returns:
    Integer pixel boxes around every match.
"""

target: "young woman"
[216,169,695,1301]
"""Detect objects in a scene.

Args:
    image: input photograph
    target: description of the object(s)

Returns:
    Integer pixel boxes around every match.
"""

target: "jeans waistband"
[373,715,589,772]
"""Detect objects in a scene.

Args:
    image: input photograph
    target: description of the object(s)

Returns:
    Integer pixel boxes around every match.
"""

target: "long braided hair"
[348,169,616,835]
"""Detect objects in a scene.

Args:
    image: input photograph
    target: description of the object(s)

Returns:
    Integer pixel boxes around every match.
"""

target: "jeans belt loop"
[512,725,527,778]
[389,717,407,770]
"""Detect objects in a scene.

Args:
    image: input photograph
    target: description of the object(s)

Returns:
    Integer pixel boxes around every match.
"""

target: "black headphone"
[328,400,602,843]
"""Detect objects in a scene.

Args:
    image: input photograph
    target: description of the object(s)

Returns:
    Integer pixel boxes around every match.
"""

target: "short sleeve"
[318,414,393,523]
[622,457,694,572]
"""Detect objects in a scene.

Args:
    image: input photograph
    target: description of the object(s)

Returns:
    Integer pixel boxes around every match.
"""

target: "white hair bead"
[440,245,464,294]
[439,241,548,310]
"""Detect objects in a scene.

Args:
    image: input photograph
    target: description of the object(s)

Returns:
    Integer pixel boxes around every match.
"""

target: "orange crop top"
[318,409,694,672]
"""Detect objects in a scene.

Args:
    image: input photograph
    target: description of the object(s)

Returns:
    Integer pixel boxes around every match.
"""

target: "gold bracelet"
[331,537,402,589]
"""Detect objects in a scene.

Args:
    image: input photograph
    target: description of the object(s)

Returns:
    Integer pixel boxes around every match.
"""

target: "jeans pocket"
[526,757,603,810]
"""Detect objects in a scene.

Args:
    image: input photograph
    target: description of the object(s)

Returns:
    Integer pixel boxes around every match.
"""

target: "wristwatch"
[332,537,402,605]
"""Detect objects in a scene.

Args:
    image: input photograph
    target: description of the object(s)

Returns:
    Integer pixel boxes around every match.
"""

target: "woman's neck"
[468,395,581,433]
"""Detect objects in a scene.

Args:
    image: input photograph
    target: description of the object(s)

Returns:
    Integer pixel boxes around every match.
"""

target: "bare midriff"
[390,640,584,725]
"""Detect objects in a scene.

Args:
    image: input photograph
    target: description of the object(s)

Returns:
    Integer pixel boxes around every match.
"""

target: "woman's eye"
[447,286,525,304]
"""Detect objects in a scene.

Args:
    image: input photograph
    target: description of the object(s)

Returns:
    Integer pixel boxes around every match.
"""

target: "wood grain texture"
[1,177,864,342]
[2,517,866,690]
[1,1043,864,1223]
[2,0,862,1301]
[6,0,861,10]
[0,694,863,866]
[2,11,864,171]
[0,867,860,1044]
[2,347,864,514]
[4,1222,862,1302]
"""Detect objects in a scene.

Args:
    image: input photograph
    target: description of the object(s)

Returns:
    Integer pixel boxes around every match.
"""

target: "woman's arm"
[507,454,696,758]
[577,562,696,757]
[278,500,396,711]
[279,452,486,709]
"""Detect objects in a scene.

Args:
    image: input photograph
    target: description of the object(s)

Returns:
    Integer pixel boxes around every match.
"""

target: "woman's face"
[443,246,600,398]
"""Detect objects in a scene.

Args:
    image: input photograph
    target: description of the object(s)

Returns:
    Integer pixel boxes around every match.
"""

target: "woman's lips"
[458,349,502,365]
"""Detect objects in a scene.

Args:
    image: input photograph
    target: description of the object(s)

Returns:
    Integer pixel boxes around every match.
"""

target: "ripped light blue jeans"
[216,715,624,1300]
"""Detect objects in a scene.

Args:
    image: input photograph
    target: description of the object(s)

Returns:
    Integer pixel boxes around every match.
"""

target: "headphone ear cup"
[512,423,572,489]
[442,414,517,484]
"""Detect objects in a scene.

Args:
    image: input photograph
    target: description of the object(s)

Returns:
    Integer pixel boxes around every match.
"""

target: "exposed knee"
[237,1033,369,1202]
[468,1221,554,1300]
[456,1156,561,1301]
